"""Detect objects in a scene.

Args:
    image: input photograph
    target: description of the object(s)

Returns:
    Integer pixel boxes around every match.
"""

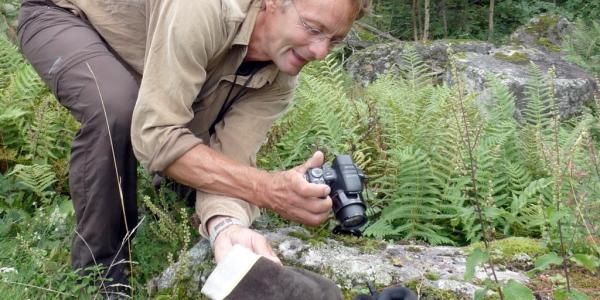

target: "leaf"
[534,252,563,271]
[474,288,487,300]
[465,248,488,281]
[503,279,534,300]
[554,289,590,300]
[569,290,591,300]
[570,254,600,273]
[554,289,568,300]
[58,198,74,217]
[546,207,568,224]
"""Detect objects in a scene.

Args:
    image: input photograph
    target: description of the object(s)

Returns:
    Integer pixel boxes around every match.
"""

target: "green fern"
[259,54,369,169]
[8,164,57,202]
[563,19,600,76]
[7,63,46,101]
[364,147,454,245]
[23,95,74,162]
[257,45,600,250]
[0,34,23,90]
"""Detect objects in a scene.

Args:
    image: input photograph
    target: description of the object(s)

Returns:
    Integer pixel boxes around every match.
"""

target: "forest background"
[0,0,599,299]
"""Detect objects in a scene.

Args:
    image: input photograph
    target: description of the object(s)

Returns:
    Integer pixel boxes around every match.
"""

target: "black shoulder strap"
[208,62,267,136]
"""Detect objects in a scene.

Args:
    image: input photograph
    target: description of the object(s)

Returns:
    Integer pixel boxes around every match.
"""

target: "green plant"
[563,19,600,76]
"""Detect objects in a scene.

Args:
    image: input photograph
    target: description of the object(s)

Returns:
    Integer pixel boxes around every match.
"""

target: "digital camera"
[305,155,367,234]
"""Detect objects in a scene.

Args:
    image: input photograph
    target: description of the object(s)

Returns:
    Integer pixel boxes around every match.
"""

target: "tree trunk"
[412,0,419,41]
[441,0,448,38]
[488,0,495,41]
[423,0,430,41]
[415,0,422,40]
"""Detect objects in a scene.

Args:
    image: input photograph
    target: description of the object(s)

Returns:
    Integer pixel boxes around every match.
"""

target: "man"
[17,0,369,293]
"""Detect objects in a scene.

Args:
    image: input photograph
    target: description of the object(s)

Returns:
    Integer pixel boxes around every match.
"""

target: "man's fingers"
[298,180,331,198]
[300,196,332,214]
[287,201,331,226]
[251,235,282,265]
[299,151,324,171]
[213,242,233,263]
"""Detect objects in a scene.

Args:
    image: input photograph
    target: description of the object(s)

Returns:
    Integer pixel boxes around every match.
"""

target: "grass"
[0,187,198,299]
[0,61,200,298]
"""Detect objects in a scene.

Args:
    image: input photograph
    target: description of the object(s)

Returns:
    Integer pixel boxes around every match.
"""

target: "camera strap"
[208,61,269,136]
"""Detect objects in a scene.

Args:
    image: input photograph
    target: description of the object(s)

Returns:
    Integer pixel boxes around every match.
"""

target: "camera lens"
[344,215,364,227]
[338,203,366,229]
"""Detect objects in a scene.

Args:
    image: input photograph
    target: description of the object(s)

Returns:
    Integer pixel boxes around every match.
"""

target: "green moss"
[406,246,423,253]
[154,277,208,300]
[441,39,482,44]
[424,272,440,281]
[466,237,546,260]
[341,283,385,300]
[454,52,467,59]
[404,279,469,300]
[570,270,600,289]
[493,52,529,64]
[537,37,561,52]
[524,14,561,35]
[356,27,380,42]
[287,230,312,241]
[333,235,386,253]
[287,229,327,245]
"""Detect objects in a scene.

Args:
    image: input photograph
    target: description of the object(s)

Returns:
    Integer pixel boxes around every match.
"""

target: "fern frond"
[522,63,553,130]
[8,164,57,202]
[23,95,75,162]
[7,63,46,101]
[365,147,455,244]
[0,34,23,90]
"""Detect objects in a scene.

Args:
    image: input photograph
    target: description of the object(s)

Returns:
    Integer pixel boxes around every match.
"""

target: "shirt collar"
[232,0,262,46]
[226,0,281,88]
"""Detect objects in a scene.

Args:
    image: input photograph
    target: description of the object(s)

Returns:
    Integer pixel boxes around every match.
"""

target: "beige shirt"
[53,0,297,236]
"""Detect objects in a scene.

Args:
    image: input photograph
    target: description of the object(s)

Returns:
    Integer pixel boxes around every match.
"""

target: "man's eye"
[306,26,322,35]
[331,38,344,45]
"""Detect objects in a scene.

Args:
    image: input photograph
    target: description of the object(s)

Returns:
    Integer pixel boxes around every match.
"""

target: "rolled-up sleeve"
[131,0,222,172]
[196,77,296,237]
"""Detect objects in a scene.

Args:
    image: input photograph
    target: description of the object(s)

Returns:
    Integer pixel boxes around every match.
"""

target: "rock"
[448,45,597,119]
[432,279,478,296]
[345,13,597,120]
[345,40,493,86]
[511,253,534,271]
[345,32,596,119]
[151,226,532,299]
[510,14,574,53]
[146,240,213,296]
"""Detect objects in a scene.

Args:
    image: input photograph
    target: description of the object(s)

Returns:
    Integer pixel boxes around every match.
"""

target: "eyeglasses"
[289,0,345,47]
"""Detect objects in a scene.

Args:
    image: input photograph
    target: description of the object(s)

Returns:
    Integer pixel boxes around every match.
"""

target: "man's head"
[248,0,369,75]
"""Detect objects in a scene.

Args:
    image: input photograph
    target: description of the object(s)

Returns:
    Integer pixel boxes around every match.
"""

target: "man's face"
[261,0,357,75]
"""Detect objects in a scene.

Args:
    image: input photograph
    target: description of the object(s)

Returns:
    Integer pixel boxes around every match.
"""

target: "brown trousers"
[18,0,139,286]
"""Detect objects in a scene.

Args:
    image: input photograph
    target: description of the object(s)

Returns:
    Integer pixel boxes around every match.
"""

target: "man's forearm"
[164,144,271,209]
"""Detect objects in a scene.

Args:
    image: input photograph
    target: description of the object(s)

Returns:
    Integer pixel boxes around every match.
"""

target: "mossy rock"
[524,14,562,35]
[536,37,561,52]
[454,51,468,59]
[510,13,573,53]
[404,279,469,300]
[333,235,387,254]
[466,237,546,260]
[493,51,530,64]
[424,272,440,281]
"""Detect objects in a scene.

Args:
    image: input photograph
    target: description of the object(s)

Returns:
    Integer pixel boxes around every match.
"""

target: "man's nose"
[308,39,331,60]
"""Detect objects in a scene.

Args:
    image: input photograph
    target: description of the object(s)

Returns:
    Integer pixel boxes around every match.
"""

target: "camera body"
[305,155,367,234]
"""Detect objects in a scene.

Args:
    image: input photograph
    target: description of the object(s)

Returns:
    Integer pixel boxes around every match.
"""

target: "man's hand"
[258,151,333,226]
[210,217,281,264]
[165,146,333,227]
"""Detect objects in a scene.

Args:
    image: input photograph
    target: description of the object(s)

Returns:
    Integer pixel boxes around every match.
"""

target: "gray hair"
[278,0,370,20]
